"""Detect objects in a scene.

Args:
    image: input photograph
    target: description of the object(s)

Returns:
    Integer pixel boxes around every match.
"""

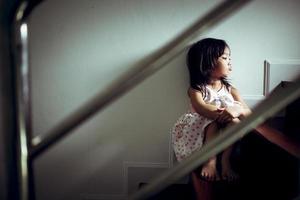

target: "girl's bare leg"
[201,122,220,181]
[221,118,240,181]
[256,123,300,158]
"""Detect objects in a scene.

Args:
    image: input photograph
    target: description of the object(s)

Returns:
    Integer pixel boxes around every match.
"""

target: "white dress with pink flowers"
[171,86,237,162]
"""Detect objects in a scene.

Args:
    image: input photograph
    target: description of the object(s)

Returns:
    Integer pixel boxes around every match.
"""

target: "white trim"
[264,59,300,65]
[123,161,170,196]
[264,59,300,96]
[264,60,271,96]
[81,161,171,200]
[81,127,174,200]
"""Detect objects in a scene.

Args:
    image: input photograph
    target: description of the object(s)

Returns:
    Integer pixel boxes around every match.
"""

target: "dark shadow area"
[239,97,299,200]
[139,182,195,200]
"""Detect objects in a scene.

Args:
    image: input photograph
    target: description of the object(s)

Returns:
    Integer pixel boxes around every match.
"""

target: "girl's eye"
[222,57,231,61]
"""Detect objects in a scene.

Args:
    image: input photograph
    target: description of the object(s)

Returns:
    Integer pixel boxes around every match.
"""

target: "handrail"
[129,77,300,200]
[30,0,252,158]
[13,1,45,200]
[13,3,33,200]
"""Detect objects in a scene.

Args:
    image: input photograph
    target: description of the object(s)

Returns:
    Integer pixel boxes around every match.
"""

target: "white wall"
[28,0,300,199]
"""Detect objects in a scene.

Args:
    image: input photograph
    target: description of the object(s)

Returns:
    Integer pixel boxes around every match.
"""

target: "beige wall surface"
[28,0,300,199]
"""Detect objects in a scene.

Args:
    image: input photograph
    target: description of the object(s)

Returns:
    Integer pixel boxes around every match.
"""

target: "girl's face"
[211,47,232,79]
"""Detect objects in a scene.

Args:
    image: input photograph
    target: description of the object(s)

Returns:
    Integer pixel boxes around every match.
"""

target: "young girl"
[171,38,251,182]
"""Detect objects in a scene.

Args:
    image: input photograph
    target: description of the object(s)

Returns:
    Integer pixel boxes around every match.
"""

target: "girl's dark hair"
[187,38,231,93]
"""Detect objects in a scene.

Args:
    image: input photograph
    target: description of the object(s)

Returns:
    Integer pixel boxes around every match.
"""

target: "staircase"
[140,97,300,200]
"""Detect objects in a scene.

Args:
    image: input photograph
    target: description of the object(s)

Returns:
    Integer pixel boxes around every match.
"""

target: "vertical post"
[13,2,35,200]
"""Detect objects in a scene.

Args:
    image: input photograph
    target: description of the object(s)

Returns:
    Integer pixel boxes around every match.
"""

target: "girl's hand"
[217,103,242,124]
[217,109,234,124]
[229,101,243,117]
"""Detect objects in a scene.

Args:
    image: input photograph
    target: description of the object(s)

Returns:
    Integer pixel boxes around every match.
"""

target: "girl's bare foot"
[201,157,220,181]
[221,159,239,181]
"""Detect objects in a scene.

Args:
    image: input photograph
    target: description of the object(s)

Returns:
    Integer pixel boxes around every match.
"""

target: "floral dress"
[171,86,238,162]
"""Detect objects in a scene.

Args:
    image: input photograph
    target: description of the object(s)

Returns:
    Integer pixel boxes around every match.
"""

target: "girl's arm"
[188,88,221,120]
[217,87,251,123]
[230,87,252,119]
[256,123,300,158]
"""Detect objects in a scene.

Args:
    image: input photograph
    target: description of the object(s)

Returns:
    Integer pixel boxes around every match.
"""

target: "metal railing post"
[13,16,33,200]
[12,1,44,199]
